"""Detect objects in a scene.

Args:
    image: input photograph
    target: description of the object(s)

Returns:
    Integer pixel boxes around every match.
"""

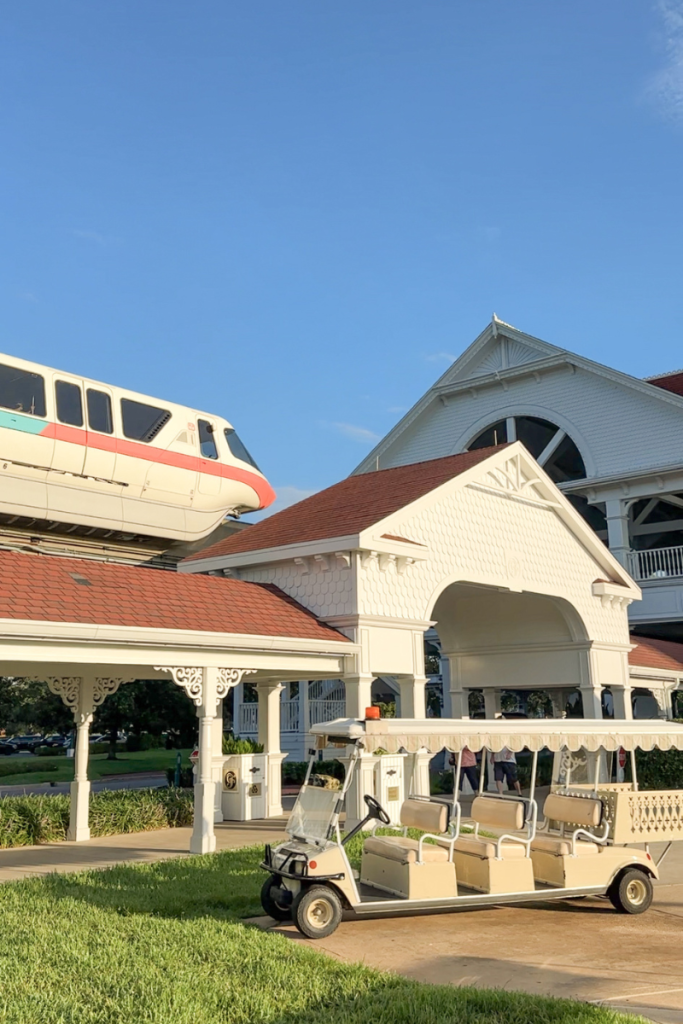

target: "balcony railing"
[237,701,301,735]
[308,699,346,726]
[628,545,683,582]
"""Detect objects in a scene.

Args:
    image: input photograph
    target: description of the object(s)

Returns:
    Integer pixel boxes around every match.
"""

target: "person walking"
[492,747,522,795]
[449,746,479,792]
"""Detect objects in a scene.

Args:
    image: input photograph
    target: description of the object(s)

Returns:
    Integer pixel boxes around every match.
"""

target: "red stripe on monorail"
[39,422,276,509]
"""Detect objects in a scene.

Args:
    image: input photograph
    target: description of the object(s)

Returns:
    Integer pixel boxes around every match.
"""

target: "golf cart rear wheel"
[293,885,342,939]
[260,875,292,921]
[609,869,653,915]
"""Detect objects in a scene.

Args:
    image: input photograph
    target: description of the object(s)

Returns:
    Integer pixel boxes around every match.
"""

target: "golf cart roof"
[309,717,683,754]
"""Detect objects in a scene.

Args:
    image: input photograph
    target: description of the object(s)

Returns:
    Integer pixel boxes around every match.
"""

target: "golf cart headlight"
[292,857,307,876]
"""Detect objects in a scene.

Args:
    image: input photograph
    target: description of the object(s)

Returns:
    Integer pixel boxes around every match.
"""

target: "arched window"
[467,416,586,483]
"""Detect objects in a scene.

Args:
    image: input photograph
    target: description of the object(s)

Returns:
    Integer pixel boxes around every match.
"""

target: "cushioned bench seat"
[364,835,449,865]
[452,835,527,859]
[531,835,599,857]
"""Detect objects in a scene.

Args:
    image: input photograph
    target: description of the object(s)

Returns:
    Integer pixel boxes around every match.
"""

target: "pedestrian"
[449,746,479,792]
[492,747,522,795]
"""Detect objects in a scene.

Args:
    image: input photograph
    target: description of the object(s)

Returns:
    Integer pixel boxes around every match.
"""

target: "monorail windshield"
[224,427,260,470]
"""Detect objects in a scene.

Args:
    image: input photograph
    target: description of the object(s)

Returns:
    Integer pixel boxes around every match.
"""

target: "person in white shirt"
[492,747,522,795]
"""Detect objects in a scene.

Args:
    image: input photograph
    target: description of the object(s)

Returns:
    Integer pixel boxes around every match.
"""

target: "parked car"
[0,740,18,755]
[10,734,44,752]
[42,734,68,748]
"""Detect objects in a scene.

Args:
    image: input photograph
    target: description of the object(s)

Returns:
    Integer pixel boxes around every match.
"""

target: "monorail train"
[0,353,275,543]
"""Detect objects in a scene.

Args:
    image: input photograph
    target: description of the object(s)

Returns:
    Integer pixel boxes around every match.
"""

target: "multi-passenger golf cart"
[260,717,683,938]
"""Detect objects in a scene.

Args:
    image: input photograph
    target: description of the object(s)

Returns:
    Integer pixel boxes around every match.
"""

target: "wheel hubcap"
[306,898,333,928]
[626,878,647,906]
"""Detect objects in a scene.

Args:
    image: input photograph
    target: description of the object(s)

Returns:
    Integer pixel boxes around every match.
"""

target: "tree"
[0,678,73,737]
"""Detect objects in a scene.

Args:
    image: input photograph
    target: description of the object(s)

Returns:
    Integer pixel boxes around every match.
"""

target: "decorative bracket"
[216,667,256,701]
[155,666,256,708]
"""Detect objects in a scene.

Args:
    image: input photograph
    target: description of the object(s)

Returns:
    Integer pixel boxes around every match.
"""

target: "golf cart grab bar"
[570,819,610,857]
[417,803,462,864]
[494,799,538,860]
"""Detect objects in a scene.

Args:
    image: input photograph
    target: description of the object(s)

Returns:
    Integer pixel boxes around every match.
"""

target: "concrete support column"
[484,689,501,720]
[580,684,604,719]
[409,748,432,797]
[611,685,633,720]
[192,669,218,855]
[257,681,283,754]
[605,498,631,568]
[344,675,374,718]
[398,675,427,719]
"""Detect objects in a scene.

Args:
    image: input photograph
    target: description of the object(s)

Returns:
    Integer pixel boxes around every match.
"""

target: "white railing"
[237,701,300,735]
[281,701,300,733]
[239,703,258,734]
[309,699,346,726]
[628,545,683,582]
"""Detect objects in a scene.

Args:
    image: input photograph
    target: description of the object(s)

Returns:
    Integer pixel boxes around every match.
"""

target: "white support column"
[580,684,604,719]
[155,665,256,852]
[398,675,427,719]
[212,703,224,824]
[258,681,285,817]
[301,680,311,749]
[605,498,631,568]
[484,689,501,720]
[440,657,452,718]
[46,674,134,842]
[611,684,633,720]
[409,748,432,797]
[344,675,374,718]
[446,654,469,719]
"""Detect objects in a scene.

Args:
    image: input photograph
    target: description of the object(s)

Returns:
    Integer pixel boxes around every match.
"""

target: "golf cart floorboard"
[358,883,406,902]
[351,883,607,916]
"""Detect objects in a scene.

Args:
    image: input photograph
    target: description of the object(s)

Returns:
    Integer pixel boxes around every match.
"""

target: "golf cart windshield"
[287,785,339,842]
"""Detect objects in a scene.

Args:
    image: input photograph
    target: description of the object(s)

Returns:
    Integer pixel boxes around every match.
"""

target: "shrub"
[165,766,195,789]
[631,749,683,790]
[35,746,67,757]
[125,733,161,752]
[0,759,60,777]
[0,788,193,848]
[88,742,127,755]
[282,759,344,785]
[222,734,264,754]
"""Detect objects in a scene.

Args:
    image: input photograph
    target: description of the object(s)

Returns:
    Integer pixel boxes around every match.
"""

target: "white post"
[258,681,285,817]
[212,704,224,823]
[605,498,631,568]
[409,748,432,796]
[484,689,501,719]
[301,680,311,751]
[70,677,94,842]
[191,667,218,855]
[344,675,374,718]
[398,675,427,718]
[233,680,243,734]
[580,684,604,719]
[611,685,633,720]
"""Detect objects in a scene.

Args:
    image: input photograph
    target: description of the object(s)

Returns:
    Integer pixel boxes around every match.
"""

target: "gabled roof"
[646,370,683,398]
[181,447,506,563]
[354,316,683,477]
[0,549,348,642]
[628,635,683,673]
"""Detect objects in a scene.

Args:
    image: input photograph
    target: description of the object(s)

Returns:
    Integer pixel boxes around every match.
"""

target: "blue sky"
[2,2,682,516]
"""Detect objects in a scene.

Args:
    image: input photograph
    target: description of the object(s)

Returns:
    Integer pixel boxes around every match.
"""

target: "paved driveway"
[259,842,683,1024]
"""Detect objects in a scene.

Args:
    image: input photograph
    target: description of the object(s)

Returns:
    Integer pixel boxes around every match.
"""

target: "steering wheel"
[364,793,391,825]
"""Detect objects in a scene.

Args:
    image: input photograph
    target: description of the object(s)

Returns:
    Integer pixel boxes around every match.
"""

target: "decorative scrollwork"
[216,668,256,701]
[155,666,204,705]
[46,677,82,710]
[93,677,135,707]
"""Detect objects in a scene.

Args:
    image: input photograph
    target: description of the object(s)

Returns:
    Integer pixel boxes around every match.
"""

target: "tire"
[608,869,653,915]
[260,875,292,921]
[292,885,343,939]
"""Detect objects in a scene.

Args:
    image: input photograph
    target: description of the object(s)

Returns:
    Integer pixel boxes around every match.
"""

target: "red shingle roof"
[184,446,507,563]
[646,371,683,398]
[628,635,683,672]
[0,549,348,642]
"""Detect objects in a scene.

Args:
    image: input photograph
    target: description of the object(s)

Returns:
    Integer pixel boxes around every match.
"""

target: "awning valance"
[309,717,683,754]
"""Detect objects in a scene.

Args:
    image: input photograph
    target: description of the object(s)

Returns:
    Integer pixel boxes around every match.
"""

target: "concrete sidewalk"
[0,771,168,798]
[0,817,289,883]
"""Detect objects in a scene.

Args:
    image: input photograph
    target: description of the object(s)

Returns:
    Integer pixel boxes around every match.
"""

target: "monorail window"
[224,427,260,470]
[0,364,46,417]
[121,399,171,442]
[55,381,84,427]
[87,389,113,434]
[198,419,218,459]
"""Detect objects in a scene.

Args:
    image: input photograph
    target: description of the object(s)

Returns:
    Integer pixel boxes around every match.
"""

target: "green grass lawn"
[0,748,192,786]
[0,843,646,1024]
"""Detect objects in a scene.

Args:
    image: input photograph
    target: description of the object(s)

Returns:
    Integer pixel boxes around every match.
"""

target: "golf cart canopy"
[309,717,683,754]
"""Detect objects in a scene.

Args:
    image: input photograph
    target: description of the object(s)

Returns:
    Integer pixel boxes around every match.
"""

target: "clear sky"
[2,2,682,517]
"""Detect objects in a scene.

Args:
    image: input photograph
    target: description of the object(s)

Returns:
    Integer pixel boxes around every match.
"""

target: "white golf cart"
[260,717,683,938]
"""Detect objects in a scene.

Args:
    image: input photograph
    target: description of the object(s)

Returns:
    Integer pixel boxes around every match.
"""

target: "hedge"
[632,749,683,790]
[0,788,193,848]
[0,759,61,778]
[282,759,345,785]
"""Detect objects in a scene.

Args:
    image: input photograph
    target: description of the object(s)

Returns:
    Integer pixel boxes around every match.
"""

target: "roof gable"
[182,447,505,564]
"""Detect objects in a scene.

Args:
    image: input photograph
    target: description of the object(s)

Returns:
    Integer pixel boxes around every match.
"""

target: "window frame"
[0,363,47,418]
[86,388,114,435]
[120,398,171,443]
[55,379,84,428]
[198,418,219,460]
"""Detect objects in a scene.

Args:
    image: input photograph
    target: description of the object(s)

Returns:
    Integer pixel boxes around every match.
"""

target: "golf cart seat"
[531,793,607,887]
[360,798,457,899]
[452,795,536,894]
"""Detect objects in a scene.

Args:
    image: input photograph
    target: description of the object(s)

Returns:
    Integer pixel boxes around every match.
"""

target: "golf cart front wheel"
[609,869,653,915]
[260,875,292,921]
[293,885,342,938]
